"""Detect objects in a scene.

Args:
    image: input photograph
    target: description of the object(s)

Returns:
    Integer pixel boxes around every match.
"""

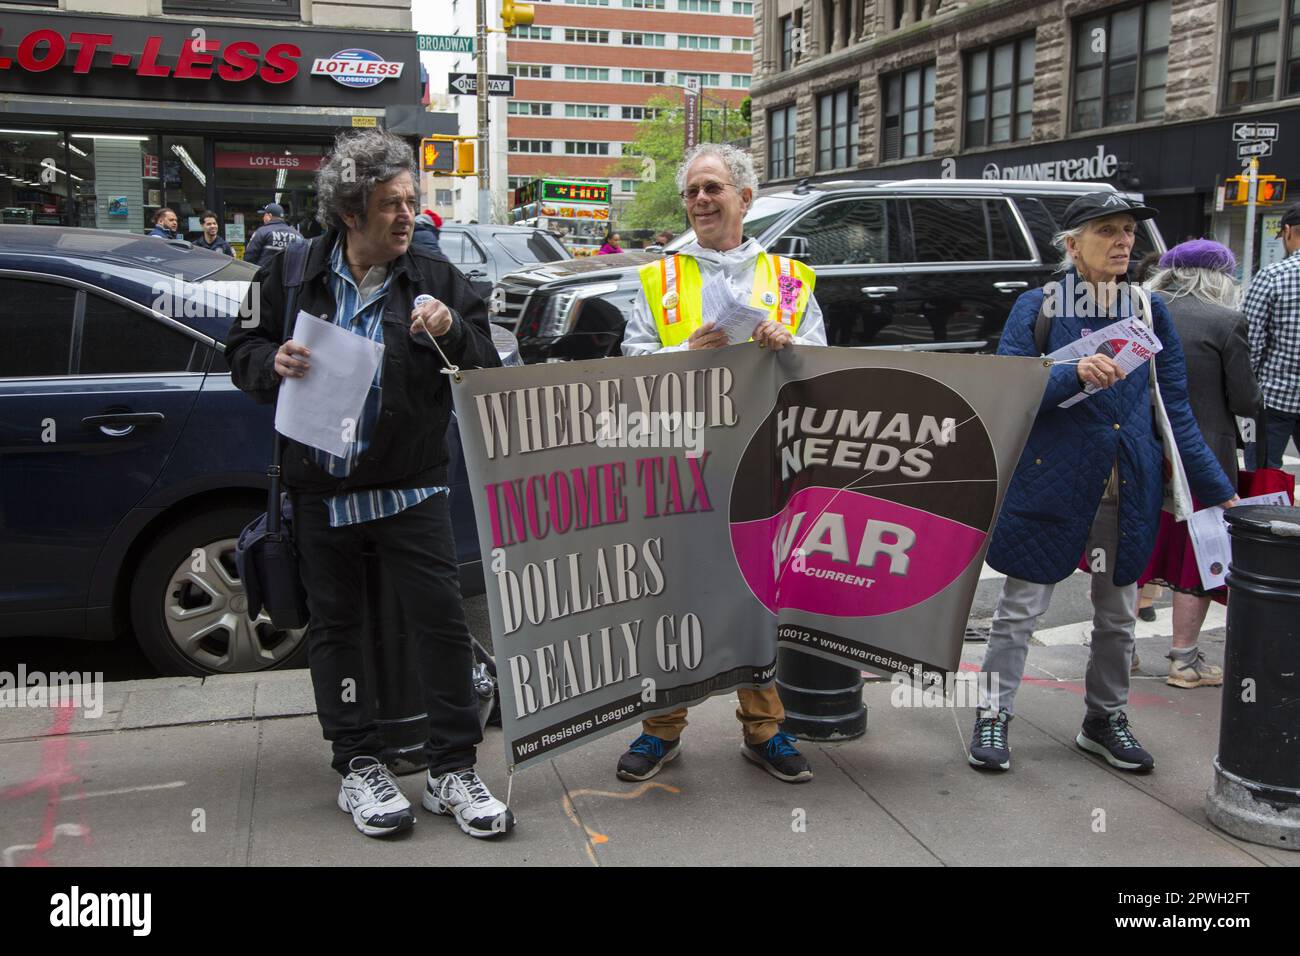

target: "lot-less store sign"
[0,10,418,109]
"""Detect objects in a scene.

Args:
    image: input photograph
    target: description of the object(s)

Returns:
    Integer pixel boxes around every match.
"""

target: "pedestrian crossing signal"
[421,138,454,173]
[1224,174,1287,205]
[501,0,535,30]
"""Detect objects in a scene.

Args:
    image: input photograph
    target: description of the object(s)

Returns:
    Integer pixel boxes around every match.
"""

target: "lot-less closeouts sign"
[452,347,1049,770]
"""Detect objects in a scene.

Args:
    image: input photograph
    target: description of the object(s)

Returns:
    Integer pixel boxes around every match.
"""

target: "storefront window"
[163,136,209,241]
[215,141,326,256]
[0,129,69,226]
[64,133,157,233]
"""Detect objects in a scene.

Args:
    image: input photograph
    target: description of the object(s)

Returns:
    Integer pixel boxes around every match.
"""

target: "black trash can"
[1205,504,1300,850]
[776,648,866,740]
[360,548,497,776]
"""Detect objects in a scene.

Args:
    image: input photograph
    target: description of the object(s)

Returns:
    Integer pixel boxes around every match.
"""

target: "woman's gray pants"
[979,501,1138,718]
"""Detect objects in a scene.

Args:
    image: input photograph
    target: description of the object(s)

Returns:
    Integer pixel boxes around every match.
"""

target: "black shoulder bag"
[234,239,315,630]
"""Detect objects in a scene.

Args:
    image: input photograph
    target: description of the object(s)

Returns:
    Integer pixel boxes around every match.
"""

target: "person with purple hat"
[1139,240,1260,688]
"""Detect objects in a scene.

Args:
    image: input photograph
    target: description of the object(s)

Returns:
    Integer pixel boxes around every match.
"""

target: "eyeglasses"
[680,181,739,201]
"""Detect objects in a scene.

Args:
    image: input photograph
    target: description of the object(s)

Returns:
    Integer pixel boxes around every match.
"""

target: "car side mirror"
[768,235,810,261]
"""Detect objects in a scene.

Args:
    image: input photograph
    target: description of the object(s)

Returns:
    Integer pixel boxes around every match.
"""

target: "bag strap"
[267,237,315,534]
[1033,298,1052,355]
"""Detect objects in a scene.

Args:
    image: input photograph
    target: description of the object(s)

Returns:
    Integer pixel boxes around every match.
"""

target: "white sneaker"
[422,767,515,838]
[337,756,415,838]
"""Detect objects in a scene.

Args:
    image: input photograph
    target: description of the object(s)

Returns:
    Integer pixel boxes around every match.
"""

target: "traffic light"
[501,0,534,30]
[420,137,454,173]
[1224,174,1288,205]
[455,140,475,177]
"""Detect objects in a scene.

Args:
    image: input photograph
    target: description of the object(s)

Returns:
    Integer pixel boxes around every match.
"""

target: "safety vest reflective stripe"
[661,255,680,325]
[773,254,793,329]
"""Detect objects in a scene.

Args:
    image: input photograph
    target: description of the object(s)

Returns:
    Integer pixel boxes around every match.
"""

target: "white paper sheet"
[1047,317,1163,408]
[274,310,384,459]
[701,273,768,345]
[1187,491,1293,589]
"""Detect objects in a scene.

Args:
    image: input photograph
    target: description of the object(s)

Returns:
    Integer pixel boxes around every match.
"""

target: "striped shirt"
[312,238,446,527]
[1245,247,1300,415]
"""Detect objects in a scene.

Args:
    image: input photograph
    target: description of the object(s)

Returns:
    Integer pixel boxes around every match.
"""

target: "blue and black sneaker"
[742,731,813,782]
[616,733,681,782]
[1077,710,1154,772]
[969,708,1012,771]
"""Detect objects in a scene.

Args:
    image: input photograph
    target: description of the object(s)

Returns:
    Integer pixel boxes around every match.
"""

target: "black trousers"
[293,492,481,776]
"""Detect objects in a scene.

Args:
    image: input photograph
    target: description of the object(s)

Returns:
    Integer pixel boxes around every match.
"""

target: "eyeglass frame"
[679,181,743,202]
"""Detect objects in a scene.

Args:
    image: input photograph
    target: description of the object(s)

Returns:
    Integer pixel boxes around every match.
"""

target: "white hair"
[676,143,757,195]
[1148,266,1241,310]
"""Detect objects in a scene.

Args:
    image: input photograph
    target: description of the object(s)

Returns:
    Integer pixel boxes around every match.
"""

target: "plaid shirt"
[1245,247,1300,414]
[311,238,446,527]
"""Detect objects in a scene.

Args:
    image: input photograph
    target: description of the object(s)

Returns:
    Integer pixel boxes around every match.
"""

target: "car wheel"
[130,507,309,677]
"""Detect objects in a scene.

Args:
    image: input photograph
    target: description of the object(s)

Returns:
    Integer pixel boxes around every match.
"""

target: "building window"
[733,37,753,52]
[680,35,722,49]
[680,72,721,87]
[508,176,532,190]
[622,0,665,7]
[679,0,721,10]
[966,35,1035,147]
[509,64,553,78]
[622,106,665,119]
[435,189,454,205]
[566,66,611,80]
[623,32,667,45]
[618,179,640,192]
[513,25,552,39]
[566,0,610,5]
[566,104,611,118]
[816,85,859,170]
[508,101,554,115]
[1073,0,1170,130]
[509,139,554,153]
[1226,0,1300,105]
[623,69,667,83]
[732,74,752,87]
[565,28,610,42]
[162,0,299,18]
[768,103,797,179]
[779,14,796,71]
[882,64,935,159]
[565,141,611,154]
[733,0,754,12]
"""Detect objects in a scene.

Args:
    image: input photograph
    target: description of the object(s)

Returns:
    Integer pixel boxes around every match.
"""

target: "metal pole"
[1242,156,1259,288]
[476,0,491,224]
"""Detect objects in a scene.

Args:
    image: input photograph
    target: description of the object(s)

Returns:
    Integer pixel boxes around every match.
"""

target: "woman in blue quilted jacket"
[969,193,1238,775]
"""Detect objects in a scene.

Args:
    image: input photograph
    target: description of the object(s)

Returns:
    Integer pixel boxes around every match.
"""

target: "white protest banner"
[452,346,1049,769]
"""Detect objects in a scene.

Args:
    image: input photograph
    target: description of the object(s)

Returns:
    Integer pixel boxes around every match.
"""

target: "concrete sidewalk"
[1,633,1294,867]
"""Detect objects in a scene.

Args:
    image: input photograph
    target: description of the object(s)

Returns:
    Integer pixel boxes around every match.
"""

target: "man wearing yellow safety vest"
[617,143,827,785]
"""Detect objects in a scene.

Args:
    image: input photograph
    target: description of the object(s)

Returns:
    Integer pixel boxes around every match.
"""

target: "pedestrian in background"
[1244,204,1300,467]
[1140,240,1260,688]
[244,201,304,266]
[226,129,510,842]
[148,207,178,239]
[598,230,623,255]
[971,194,1237,775]
[192,211,233,256]
[411,209,446,258]
[655,229,675,248]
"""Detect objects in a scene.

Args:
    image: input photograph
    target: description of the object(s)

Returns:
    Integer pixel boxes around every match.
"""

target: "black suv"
[493,179,1166,361]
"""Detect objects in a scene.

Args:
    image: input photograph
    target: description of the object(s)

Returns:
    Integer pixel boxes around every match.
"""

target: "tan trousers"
[642,685,784,745]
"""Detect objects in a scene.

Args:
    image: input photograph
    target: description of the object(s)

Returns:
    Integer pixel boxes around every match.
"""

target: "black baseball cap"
[257,202,285,217]
[1275,204,1300,236]
[1060,192,1158,230]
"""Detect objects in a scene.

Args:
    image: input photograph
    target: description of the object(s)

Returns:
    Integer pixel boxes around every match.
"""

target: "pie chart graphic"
[728,367,1000,618]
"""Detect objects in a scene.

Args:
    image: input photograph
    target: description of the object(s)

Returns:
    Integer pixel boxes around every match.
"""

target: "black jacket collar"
[303,227,422,284]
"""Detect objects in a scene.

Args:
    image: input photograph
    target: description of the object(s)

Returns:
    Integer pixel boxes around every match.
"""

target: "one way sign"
[448,73,515,96]
[1233,122,1280,142]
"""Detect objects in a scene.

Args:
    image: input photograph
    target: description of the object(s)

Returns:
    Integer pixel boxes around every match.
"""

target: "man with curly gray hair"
[617,142,826,786]
[227,129,512,842]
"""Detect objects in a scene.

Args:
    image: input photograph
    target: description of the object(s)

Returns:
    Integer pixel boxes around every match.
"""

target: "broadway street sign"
[418,34,474,54]
[448,72,514,96]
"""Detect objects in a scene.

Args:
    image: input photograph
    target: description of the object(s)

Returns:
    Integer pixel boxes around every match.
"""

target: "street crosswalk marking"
[1032,601,1227,646]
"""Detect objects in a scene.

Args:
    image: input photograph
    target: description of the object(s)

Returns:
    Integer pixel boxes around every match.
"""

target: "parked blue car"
[0,227,508,676]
